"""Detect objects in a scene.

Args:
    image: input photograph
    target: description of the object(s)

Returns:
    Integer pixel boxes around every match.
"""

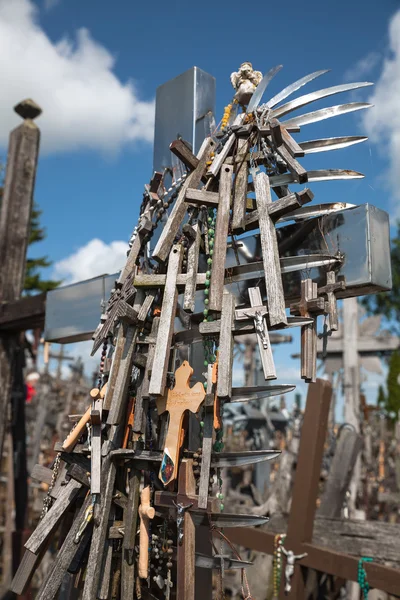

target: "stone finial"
[14,99,42,121]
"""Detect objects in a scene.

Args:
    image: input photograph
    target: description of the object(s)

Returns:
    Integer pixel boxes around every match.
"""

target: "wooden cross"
[235,286,276,380]
[156,361,205,486]
[225,379,400,598]
[138,485,155,579]
[155,460,217,600]
[318,271,346,332]
[290,279,325,382]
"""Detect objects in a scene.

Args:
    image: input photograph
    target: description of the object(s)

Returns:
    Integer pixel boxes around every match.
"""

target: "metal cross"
[173,500,194,545]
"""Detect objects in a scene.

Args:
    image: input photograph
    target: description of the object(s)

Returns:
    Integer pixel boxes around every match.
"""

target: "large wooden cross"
[226,379,400,598]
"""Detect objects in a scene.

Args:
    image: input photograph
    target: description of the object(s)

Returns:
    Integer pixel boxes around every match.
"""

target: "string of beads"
[358,557,373,599]
[273,533,286,598]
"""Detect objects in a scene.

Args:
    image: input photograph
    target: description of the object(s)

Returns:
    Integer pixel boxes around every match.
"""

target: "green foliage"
[362,220,400,332]
[24,203,61,294]
[385,350,400,416]
[377,384,386,407]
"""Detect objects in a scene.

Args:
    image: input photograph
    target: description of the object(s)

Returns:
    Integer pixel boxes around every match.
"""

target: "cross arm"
[154,491,217,513]
[0,292,46,331]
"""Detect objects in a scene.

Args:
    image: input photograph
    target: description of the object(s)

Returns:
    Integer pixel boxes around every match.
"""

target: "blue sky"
[2,0,400,411]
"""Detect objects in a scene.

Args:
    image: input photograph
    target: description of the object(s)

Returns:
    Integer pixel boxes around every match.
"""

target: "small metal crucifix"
[235,287,276,380]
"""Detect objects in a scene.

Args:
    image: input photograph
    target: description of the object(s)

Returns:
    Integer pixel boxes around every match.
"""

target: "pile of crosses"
[12,63,392,599]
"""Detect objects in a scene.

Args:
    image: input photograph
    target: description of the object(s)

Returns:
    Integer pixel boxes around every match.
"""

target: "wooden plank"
[35,495,92,600]
[103,325,125,411]
[133,273,206,289]
[183,219,202,313]
[276,144,308,184]
[149,245,183,396]
[281,127,305,157]
[185,188,219,207]
[121,468,141,599]
[177,461,196,600]
[232,138,249,230]
[198,365,214,509]
[209,164,233,312]
[254,171,287,327]
[98,505,115,599]
[0,292,46,331]
[82,457,117,600]
[153,139,215,263]
[216,291,235,399]
[319,429,362,518]
[31,464,53,485]
[24,479,82,554]
[170,139,200,173]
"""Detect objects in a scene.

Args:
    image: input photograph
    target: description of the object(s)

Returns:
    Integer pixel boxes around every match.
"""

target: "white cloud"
[362,10,400,215]
[344,51,381,81]
[53,238,127,284]
[0,0,154,153]
[43,0,60,10]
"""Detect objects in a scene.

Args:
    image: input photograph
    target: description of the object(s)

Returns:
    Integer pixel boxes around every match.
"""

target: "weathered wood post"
[0,99,42,578]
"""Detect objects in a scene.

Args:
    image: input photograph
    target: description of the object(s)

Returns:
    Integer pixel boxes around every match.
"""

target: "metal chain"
[40,452,61,519]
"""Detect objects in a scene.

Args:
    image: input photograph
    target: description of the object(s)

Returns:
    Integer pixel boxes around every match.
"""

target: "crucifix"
[290,279,325,382]
[235,286,276,380]
[156,361,205,486]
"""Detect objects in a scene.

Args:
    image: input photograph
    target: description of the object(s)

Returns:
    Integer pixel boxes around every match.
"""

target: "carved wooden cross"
[318,271,346,332]
[290,279,325,382]
[235,286,276,380]
[138,485,155,579]
[156,361,205,486]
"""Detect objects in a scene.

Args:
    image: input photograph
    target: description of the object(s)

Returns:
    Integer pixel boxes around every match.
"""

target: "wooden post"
[176,460,196,600]
[0,100,42,581]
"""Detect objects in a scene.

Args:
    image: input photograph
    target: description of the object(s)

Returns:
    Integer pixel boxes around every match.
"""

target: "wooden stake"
[254,171,287,327]
[232,138,249,230]
[209,164,233,312]
[149,245,183,396]
[183,217,203,313]
[176,460,196,600]
[216,291,235,399]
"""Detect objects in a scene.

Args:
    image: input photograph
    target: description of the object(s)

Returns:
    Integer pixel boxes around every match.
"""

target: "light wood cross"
[235,286,276,380]
[318,271,346,331]
[138,485,155,579]
[156,361,205,486]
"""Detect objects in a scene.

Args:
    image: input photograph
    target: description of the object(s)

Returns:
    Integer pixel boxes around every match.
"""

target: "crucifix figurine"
[235,287,276,380]
[281,547,308,595]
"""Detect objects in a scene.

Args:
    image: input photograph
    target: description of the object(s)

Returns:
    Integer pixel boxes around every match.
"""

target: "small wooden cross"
[318,271,346,332]
[156,361,205,486]
[138,485,155,580]
[290,279,325,382]
[235,286,276,380]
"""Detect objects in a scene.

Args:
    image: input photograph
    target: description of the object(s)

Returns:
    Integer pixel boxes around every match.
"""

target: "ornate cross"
[91,270,137,355]
[156,361,205,486]
[235,286,276,380]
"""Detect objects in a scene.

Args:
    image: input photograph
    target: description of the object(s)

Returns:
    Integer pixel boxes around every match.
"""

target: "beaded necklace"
[358,557,373,599]
[273,533,286,598]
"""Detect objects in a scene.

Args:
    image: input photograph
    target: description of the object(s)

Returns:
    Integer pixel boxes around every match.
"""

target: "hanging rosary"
[358,557,373,599]
[273,533,286,598]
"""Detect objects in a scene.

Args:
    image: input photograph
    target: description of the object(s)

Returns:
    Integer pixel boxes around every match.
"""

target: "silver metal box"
[153,66,216,175]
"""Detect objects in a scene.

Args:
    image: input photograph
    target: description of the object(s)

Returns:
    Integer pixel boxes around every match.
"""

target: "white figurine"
[230,62,262,106]
[281,547,308,595]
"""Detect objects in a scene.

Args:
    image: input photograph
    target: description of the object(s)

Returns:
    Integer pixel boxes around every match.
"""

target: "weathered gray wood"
[209,164,233,311]
[133,272,207,290]
[248,287,276,380]
[138,317,159,404]
[121,468,141,598]
[216,291,235,398]
[153,139,215,263]
[103,323,126,412]
[207,115,243,176]
[91,396,102,495]
[183,219,202,312]
[149,245,183,396]
[35,496,92,600]
[82,457,116,600]
[10,547,46,595]
[281,127,305,157]
[254,171,287,327]
[185,188,219,207]
[319,429,362,519]
[198,366,214,509]
[290,279,319,382]
[31,464,53,485]
[25,479,82,554]
[98,504,115,599]
[232,138,249,230]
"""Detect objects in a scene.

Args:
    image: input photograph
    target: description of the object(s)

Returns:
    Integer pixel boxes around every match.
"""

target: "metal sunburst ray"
[281,102,372,127]
[265,69,330,109]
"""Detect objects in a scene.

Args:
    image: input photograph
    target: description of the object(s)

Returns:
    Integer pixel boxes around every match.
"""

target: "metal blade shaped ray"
[246,65,283,114]
[210,450,281,468]
[277,202,356,222]
[300,136,368,154]
[231,384,295,398]
[270,169,364,187]
[195,554,253,570]
[271,82,373,119]
[265,69,330,109]
[281,102,372,128]
[191,511,269,528]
